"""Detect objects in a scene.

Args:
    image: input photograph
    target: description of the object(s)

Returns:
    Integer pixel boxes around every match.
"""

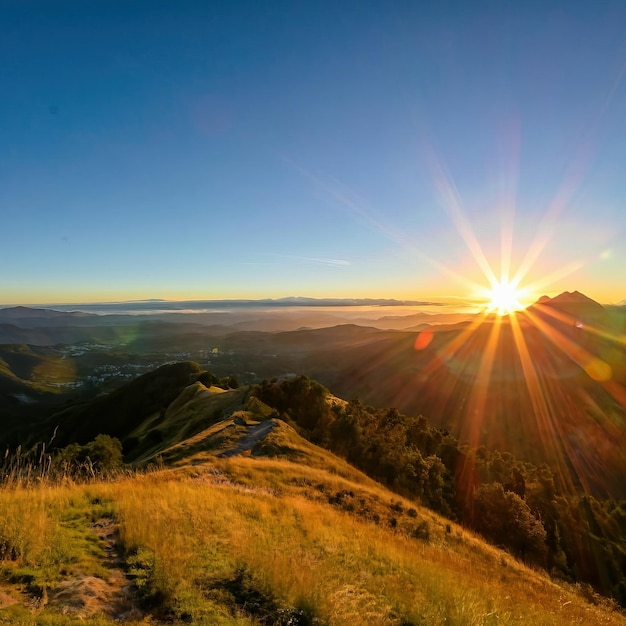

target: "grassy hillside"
[2,362,625,623]
[126,381,251,464]
[14,363,624,608]
[1,442,624,624]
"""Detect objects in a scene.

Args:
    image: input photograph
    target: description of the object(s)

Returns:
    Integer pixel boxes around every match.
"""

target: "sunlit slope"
[127,381,252,464]
[1,446,625,624]
[0,344,77,393]
[115,459,626,625]
[308,303,626,498]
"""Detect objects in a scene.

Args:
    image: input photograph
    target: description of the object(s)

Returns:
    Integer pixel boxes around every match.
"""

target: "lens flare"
[409,146,626,502]
[294,139,626,500]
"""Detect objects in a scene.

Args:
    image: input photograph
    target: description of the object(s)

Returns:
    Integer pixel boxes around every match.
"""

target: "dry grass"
[0,453,625,624]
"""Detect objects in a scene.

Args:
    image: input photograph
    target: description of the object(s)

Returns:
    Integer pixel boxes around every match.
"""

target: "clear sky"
[2,0,625,306]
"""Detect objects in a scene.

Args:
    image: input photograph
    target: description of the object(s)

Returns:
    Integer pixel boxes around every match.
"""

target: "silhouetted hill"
[0,323,61,344]
[530,290,606,320]
[220,324,391,355]
[0,304,472,344]
[0,307,106,334]
[48,361,204,448]
[0,306,95,320]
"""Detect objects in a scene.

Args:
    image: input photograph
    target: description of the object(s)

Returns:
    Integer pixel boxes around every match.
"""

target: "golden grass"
[128,384,249,465]
[107,468,626,624]
[1,453,625,624]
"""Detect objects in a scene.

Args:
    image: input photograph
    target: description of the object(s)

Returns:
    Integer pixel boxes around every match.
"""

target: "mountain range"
[2,291,626,497]
[1,291,626,618]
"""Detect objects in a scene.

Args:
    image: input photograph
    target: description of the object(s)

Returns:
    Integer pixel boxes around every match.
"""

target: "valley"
[1,295,626,623]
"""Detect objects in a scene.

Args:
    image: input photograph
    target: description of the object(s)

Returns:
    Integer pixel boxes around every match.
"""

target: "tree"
[85,434,123,472]
[473,482,547,564]
[197,370,219,387]
[219,375,240,389]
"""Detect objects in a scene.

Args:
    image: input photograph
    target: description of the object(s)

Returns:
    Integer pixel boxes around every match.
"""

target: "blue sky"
[2,0,626,305]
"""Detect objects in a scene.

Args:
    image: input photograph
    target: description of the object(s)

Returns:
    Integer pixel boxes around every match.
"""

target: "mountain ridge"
[532,290,606,317]
[2,405,623,624]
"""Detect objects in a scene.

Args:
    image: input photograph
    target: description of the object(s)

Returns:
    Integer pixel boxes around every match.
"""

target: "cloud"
[265,253,351,267]
[251,252,352,267]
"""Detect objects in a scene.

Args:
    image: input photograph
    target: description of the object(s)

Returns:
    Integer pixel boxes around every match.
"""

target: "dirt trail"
[46,517,143,621]
[0,588,19,609]
[218,419,278,458]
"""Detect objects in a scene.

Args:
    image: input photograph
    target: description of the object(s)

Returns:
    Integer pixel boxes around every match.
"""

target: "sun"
[485,278,526,315]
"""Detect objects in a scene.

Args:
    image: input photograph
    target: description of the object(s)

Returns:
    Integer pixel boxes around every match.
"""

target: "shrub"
[412,521,430,542]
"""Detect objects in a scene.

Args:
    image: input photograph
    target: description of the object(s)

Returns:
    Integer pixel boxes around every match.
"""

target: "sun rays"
[415,151,626,498]
[484,278,526,316]
[291,136,625,497]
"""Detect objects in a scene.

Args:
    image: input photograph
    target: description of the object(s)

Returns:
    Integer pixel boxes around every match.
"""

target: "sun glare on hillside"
[419,146,626,502]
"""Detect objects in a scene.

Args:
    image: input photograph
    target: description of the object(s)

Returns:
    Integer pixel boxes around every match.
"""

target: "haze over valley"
[2,292,626,622]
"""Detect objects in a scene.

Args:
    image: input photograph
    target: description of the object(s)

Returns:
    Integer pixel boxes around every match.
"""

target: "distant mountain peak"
[535,290,600,304]
[0,306,62,317]
[532,290,605,317]
[0,306,95,319]
[551,290,596,303]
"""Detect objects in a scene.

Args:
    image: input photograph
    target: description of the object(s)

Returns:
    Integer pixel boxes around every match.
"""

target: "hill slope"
[303,300,626,499]
[1,414,625,624]
[12,363,623,612]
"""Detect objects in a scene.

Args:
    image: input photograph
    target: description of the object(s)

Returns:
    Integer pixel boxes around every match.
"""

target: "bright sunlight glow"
[485,279,525,315]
